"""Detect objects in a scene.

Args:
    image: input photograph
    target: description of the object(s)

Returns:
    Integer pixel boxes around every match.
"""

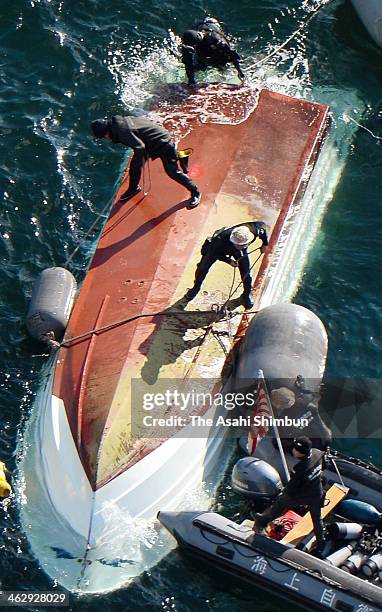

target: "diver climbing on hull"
[180,16,245,85]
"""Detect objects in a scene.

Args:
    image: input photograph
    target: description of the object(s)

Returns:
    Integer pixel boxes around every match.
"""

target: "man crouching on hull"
[252,437,326,554]
[184,222,268,309]
[181,16,245,85]
[91,115,201,208]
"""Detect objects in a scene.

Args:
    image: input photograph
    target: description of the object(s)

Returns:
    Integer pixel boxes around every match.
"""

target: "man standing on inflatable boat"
[252,437,326,554]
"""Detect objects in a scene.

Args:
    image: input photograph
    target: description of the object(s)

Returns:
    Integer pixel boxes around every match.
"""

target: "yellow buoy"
[0,461,12,497]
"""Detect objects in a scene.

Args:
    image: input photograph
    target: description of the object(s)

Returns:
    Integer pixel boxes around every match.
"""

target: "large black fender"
[233,303,327,390]
[26,267,77,342]
[232,303,331,447]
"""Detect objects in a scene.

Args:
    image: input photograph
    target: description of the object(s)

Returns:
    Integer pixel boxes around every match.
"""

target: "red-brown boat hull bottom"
[52,86,329,489]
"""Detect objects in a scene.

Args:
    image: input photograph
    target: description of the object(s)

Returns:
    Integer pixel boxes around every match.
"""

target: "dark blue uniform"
[181,18,244,85]
[186,222,268,307]
[108,115,199,198]
[256,448,326,550]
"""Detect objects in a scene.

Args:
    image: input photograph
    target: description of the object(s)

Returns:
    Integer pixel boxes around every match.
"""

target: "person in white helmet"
[185,222,268,309]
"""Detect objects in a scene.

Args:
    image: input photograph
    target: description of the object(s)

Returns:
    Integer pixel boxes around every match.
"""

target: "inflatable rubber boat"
[159,304,382,610]
[158,506,382,611]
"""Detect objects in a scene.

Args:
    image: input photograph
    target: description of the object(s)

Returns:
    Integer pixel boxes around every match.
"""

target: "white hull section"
[19,134,344,594]
[351,0,382,48]
[20,375,231,592]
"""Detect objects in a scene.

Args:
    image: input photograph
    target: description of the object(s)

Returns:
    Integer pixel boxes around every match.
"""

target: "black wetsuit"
[181,20,244,85]
[189,222,268,299]
[257,449,326,550]
[277,401,332,450]
[108,115,198,195]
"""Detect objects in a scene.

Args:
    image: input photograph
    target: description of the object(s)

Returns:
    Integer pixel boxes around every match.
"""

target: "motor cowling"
[231,457,282,501]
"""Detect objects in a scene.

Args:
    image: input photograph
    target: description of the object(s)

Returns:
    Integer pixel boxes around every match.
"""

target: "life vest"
[0,461,12,497]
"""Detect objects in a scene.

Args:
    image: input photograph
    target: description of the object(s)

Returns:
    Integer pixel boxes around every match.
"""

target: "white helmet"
[230,225,252,248]
[270,387,295,410]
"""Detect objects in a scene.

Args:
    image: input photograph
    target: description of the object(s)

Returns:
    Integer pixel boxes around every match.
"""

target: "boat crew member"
[0,461,12,498]
[252,437,326,553]
[181,16,245,85]
[185,222,268,309]
[270,386,332,450]
[91,115,201,208]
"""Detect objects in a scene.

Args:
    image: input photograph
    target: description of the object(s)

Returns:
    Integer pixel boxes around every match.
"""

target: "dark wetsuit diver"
[185,222,268,309]
[181,17,245,85]
[269,384,332,452]
[253,437,326,554]
[91,115,201,207]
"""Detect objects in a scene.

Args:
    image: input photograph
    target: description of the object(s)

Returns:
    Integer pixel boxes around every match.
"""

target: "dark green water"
[1,0,382,609]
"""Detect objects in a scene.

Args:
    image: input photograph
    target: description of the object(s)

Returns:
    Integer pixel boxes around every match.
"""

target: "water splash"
[107,36,180,111]
[96,501,159,559]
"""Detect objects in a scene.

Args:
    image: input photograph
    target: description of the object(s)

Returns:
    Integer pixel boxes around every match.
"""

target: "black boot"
[241,293,254,309]
[249,513,267,536]
[188,190,201,209]
[312,546,325,560]
[120,185,142,202]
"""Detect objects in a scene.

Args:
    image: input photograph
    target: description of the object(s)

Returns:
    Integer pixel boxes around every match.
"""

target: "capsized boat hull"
[20,86,331,592]
[22,371,232,592]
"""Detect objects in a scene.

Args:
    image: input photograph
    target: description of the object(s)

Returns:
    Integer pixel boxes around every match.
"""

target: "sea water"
[1,1,382,610]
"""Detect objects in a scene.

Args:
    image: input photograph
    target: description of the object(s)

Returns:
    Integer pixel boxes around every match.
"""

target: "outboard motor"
[231,457,282,502]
